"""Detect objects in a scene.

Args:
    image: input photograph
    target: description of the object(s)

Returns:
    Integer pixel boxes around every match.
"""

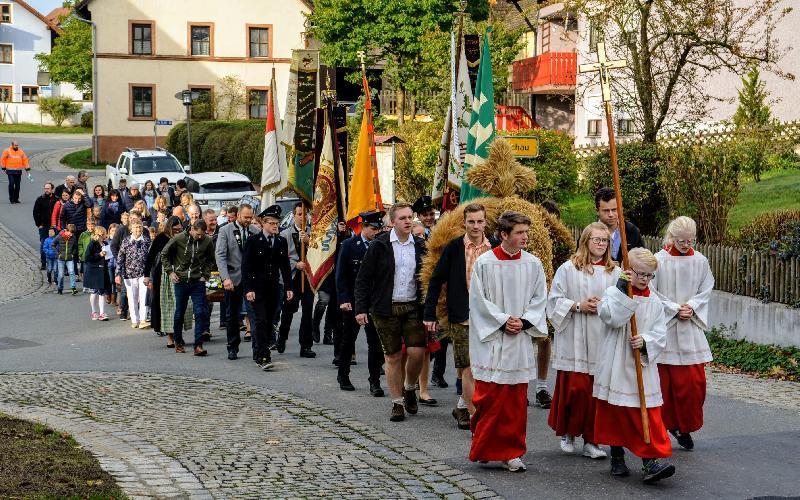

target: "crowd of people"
[31,172,713,485]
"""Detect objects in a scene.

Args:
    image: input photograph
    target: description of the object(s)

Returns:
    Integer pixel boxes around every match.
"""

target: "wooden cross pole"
[579,42,651,444]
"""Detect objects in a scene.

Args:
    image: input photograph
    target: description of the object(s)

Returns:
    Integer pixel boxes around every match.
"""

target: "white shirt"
[469,250,548,385]
[390,228,417,302]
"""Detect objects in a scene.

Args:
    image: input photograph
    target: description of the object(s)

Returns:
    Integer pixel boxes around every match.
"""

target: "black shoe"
[227,351,238,360]
[322,334,334,345]
[200,332,211,342]
[669,429,694,450]
[277,339,286,354]
[243,334,251,342]
[390,403,405,422]
[71,288,78,296]
[431,374,449,388]
[332,357,340,366]
[404,389,418,415]
[299,348,316,358]
[419,397,438,406]
[611,457,631,477]
[642,459,676,484]
[269,343,278,351]
[47,275,52,284]
[338,376,355,391]
[535,389,552,409]
[259,357,274,371]
[40,264,46,270]
[312,327,321,344]
[57,289,63,295]
[452,408,471,430]
[369,381,384,397]
[119,315,128,321]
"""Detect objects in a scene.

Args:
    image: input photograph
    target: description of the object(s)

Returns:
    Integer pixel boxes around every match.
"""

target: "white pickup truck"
[106,148,190,190]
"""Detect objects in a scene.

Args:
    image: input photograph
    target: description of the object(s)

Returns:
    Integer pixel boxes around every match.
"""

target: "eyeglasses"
[589,237,610,245]
[631,269,656,280]
[675,239,696,246]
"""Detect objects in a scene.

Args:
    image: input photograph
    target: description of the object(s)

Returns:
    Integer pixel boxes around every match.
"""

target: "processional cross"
[579,42,651,444]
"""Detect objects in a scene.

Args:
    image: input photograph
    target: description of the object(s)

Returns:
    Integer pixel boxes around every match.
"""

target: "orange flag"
[345,73,382,230]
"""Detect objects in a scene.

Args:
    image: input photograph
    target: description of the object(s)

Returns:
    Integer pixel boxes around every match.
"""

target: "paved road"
[1,138,799,499]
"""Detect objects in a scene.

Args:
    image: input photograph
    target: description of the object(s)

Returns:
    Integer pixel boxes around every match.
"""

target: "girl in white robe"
[547,222,620,458]
[595,248,675,484]
[651,216,714,450]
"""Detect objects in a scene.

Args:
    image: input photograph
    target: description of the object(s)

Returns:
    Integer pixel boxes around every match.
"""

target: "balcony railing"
[512,52,577,93]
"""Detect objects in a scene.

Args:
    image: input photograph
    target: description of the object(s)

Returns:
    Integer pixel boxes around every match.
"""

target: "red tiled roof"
[45,7,71,25]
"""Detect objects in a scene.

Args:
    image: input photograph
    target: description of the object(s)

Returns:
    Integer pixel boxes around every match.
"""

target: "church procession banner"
[285,50,319,203]
[259,68,288,207]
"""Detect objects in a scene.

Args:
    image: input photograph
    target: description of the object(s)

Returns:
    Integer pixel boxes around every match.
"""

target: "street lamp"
[71,13,98,164]
[176,89,198,172]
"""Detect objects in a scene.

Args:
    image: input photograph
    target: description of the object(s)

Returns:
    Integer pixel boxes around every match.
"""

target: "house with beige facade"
[76,0,312,162]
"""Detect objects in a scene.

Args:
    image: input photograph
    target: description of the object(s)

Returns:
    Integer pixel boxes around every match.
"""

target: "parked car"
[106,148,189,190]
[183,173,259,212]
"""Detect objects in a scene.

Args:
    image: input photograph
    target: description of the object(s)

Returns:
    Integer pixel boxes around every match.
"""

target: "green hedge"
[707,327,800,381]
[165,120,264,181]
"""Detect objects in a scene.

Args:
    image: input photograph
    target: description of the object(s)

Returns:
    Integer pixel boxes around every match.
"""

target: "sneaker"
[452,408,471,430]
[98,314,109,321]
[610,456,630,477]
[91,313,99,321]
[131,322,139,329]
[669,429,694,450]
[641,459,676,484]
[390,403,405,422]
[119,315,128,321]
[138,321,151,329]
[535,389,552,409]
[259,357,274,371]
[560,435,575,454]
[403,389,418,415]
[71,288,78,296]
[583,442,607,459]
[503,457,527,472]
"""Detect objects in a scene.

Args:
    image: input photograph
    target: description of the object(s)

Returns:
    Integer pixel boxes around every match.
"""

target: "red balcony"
[512,52,577,94]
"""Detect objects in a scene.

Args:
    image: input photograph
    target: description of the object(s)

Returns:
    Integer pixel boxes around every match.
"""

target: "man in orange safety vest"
[1,141,30,204]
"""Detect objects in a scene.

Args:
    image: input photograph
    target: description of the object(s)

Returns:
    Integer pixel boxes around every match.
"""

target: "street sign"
[506,136,540,158]
[155,120,173,126]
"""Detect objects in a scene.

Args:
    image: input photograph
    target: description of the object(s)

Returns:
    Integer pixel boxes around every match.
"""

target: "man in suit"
[277,202,316,358]
[595,187,645,263]
[355,202,428,422]
[336,211,385,395]
[215,203,259,360]
[242,205,293,371]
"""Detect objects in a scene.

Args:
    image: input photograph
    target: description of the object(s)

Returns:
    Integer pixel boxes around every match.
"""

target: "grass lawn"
[0,414,126,499]
[61,148,105,170]
[0,123,91,134]
[562,167,800,236]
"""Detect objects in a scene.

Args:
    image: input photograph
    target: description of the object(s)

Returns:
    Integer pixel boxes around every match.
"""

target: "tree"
[733,64,772,129]
[37,96,82,127]
[35,14,93,94]
[215,75,247,121]
[309,0,489,124]
[564,0,792,143]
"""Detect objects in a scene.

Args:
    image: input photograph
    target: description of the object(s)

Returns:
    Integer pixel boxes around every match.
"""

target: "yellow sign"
[507,136,539,158]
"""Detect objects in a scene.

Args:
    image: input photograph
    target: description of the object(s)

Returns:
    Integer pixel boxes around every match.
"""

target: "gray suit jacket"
[280,224,311,279]
[215,222,259,286]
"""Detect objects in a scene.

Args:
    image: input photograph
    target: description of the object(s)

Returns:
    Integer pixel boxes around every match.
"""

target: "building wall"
[0,1,52,101]
[86,0,311,162]
[0,101,91,125]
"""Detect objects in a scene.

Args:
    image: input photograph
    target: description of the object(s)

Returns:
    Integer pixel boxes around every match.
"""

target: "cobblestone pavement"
[0,221,45,305]
[0,372,500,500]
[707,367,800,413]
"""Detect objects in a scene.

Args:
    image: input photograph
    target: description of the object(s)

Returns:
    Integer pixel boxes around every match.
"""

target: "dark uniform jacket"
[354,231,426,317]
[241,231,292,297]
[33,193,57,228]
[611,220,645,263]
[336,235,370,307]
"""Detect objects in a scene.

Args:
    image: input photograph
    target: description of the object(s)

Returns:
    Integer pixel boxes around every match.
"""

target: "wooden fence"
[568,226,800,306]
[376,90,533,119]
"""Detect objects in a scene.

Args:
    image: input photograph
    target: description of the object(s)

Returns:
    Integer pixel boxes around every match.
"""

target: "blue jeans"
[57,260,76,291]
[107,264,117,295]
[46,258,57,278]
[173,280,207,347]
[38,227,49,267]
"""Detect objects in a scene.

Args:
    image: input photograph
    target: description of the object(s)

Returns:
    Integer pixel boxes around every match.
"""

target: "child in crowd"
[105,224,118,306]
[78,219,97,286]
[42,226,58,284]
[53,223,79,295]
[84,226,111,321]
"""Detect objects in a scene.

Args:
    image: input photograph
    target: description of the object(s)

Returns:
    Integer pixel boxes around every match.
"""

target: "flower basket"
[206,272,224,303]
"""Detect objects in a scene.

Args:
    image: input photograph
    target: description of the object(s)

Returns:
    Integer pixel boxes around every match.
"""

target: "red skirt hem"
[547,370,596,442]
[658,363,706,433]
[469,380,528,462]
[594,400,672,458]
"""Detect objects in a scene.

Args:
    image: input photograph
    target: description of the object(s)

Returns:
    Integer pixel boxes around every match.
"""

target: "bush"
[499,128,578,204]
[391,120,441,202]
[707,327,800,381]
[660,142,745,243]
[584,141,667,235]
[774,220,800,259]
[37,96,82,127]
[165,120,264,178]
[80,110,93,128]
[738,210,800,250]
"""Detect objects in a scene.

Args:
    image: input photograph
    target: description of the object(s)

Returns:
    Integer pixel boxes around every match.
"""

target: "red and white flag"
[260,68,287,206]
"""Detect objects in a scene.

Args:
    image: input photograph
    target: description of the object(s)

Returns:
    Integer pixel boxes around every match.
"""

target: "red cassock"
[658,363,706,433]
[594,400,672,458]
[469,380,528,462]
[548,370,596,442]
